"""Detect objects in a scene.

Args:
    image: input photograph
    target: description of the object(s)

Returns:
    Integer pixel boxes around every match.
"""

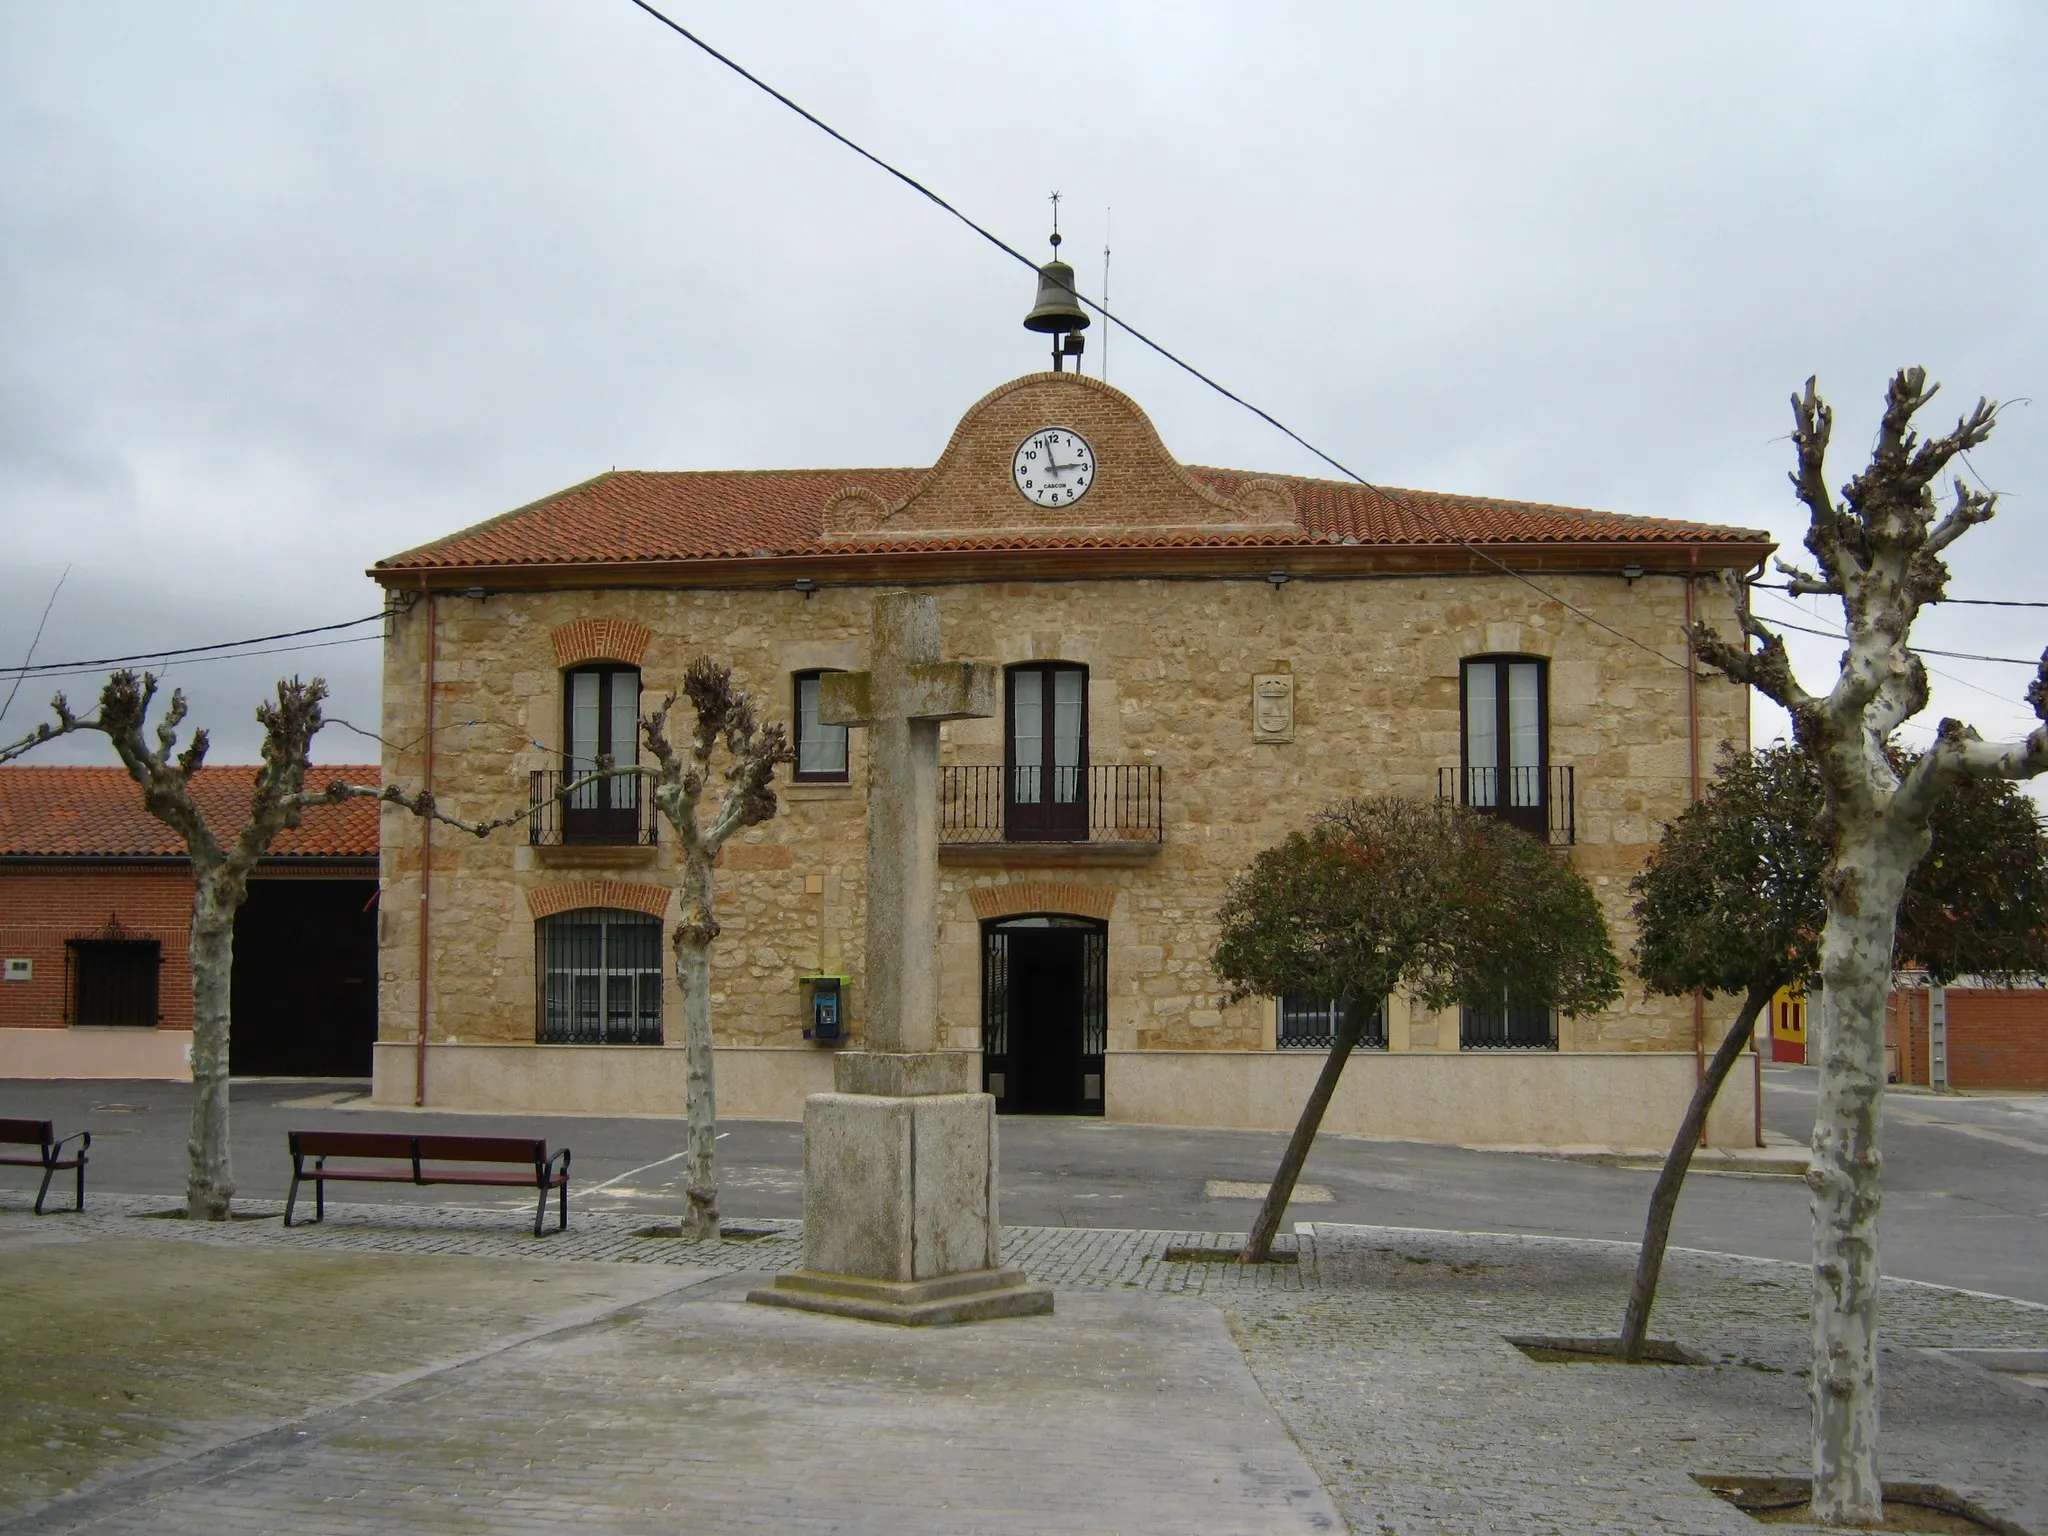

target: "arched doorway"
[981,914,1106,1116]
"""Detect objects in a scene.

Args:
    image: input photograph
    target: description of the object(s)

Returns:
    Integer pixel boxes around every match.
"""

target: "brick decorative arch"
[526,879,671,921]
[968,880,1114,923]
[551,618,652,670]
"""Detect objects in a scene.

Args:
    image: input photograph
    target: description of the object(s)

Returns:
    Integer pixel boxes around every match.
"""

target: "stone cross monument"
[750,593,1053,1324]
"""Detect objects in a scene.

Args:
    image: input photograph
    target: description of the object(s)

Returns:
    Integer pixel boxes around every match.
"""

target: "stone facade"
[370,371,1769,1147]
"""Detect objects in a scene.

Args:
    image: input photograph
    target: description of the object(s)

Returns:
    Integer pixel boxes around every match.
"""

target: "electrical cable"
[10,633,382,688]
[1751,608,2044,667]
[620,0,1706,675]
[1753,583,2048,609]
[0,612,388,679]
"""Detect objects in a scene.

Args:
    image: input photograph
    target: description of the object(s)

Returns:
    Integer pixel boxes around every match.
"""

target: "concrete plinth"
[748,1266,1052,1326]
[747,1087,1052,1326]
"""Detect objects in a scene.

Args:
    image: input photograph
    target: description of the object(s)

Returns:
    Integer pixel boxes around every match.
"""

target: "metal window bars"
[537,910,663,1044]
[1277,993,1388,1051]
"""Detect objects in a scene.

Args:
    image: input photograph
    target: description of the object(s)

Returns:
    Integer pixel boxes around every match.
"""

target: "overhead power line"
[10,634,384,688]
[621,0,1705,676]
[1754,583,2048,610]
[1755,609,2043,667]
[0,612,388,680]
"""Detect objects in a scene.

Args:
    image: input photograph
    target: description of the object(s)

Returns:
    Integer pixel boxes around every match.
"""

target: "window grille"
[537,909,663,1044]
[66,939,161,1027]
[1278,992,1387,1050]
[1081,928,1108,1057]
[793,670,849,782]
[1459,991,1558,1050]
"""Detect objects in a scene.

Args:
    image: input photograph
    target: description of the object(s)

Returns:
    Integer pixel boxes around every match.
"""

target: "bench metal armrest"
[542,1147,571,1183]
[48,1131,90,1158]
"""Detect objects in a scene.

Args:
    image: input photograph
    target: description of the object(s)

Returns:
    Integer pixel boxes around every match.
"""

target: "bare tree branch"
[1688,571,1817,718]
[1923,477,1999,559]
[1772,556,1841,597]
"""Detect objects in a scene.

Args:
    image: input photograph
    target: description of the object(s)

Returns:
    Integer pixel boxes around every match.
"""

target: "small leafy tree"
[1622,746,2048,1359]
[632,660,792,1239]
[1689,370,2048,1522]
[1213,796,1622,1261]
[0,671,504,1219]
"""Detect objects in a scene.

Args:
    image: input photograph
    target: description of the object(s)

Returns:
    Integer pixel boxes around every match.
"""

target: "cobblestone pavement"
[2,1193,2043,1534]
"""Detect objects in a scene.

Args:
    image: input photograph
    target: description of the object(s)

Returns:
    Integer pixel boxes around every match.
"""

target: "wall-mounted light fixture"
[1266,570,1292,588]
[465,586,487,601]
[793,578,817,598]
[1621,564,1645,586]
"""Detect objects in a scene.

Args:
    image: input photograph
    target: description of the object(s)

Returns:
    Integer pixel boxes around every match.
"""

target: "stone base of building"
[1105,1048,1759,1150]
[0,1026,193,1080]
[747,1267,1053,1327]
[369,1041,1758,1150]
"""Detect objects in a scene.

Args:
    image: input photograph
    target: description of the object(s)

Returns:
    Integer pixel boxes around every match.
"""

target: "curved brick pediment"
[551,618,652,669]
[526,879,671,921]
[821,373,1296,542]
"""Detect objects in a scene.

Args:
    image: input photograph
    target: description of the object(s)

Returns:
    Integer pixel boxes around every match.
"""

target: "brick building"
[0,766,380,1079]
[368,369,1772,1148]
[1888,976,2048,1091]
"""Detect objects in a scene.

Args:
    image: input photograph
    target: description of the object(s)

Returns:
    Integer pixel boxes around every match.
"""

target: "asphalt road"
[6,1064,2043,1302]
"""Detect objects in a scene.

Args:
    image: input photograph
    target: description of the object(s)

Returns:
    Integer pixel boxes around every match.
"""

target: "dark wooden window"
[66,939,160,1027]
[1005,663,1088,841]
[536,909,663,1044]
[562,664,641,843]
[1278,992,1387,1050]
[792,670,849,783]
[1460,655,1549,841]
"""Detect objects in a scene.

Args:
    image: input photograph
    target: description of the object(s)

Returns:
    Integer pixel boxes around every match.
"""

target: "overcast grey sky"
[3,2,2044,783]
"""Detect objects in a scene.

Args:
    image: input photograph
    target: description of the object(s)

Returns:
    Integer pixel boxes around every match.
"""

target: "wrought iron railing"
[940,764,1164,845]
[528,770,658,847]
[1437,764,1575,848]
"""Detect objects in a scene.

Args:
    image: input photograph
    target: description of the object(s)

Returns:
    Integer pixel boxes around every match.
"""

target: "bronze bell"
[1023,259,1090,334]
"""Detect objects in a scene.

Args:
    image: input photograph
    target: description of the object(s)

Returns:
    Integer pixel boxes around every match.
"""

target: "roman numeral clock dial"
[1012,428,1096,508]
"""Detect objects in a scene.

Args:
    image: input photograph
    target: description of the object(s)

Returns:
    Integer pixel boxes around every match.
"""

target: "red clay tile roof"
[375,467,1765,572]
[0,766,381,860]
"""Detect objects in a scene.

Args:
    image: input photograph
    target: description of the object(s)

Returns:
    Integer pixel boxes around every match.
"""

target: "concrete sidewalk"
[3,1195,2043,1534]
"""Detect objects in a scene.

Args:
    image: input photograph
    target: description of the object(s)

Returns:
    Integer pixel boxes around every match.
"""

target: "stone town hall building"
[369,369,1771,1149]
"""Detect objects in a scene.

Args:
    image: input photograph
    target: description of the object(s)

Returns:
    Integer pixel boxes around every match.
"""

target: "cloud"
[1,1,2042,796]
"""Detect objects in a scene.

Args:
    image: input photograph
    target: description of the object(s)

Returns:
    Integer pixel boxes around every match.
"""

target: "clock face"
[1012,428,1096,508]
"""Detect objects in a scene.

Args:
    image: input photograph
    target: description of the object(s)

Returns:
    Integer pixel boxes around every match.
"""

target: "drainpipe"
[415,582,436,1107]
[1685,554,1708,1136]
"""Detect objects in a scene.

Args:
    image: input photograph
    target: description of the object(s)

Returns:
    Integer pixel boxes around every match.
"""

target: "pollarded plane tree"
[620,659,792,1240]
[1688,370,2048,1525]
[1619,746,2048,1363]
[0,671,526,1221]
[1212,796,1622,1264]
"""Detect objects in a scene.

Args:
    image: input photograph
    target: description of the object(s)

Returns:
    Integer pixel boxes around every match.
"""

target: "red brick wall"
[0,866,195,1031]
[1947,989,2048,1091]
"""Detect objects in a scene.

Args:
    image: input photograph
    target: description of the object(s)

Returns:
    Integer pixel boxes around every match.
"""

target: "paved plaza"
[2,1192,2043,1535]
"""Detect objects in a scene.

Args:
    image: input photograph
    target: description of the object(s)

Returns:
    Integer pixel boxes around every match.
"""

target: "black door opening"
[982,915,1105,1115]
[230,879,379,1076]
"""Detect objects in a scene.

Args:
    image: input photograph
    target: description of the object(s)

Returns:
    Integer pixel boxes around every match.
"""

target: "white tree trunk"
[186,882,237,1221]
[1808,830,1915,1526]
[675,852,720,1240]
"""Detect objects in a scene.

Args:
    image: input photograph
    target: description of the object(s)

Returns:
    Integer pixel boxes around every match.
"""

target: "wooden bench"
[0,1119,90,1213]
[285,1131,570,1236]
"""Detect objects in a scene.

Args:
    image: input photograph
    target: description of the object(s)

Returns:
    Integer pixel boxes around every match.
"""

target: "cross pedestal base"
[746,1081,1053,1326]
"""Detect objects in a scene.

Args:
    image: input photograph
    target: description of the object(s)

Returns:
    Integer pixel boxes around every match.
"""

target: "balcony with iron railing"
[1437,764,1575,848]
[940,764,1163,860]
[528,770,658,848]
